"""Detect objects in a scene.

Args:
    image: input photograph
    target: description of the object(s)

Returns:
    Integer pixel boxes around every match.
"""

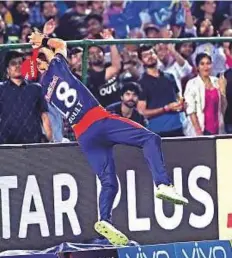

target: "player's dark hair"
[138,45,154,60]
[195,53,212,67]
[121,82,142,97]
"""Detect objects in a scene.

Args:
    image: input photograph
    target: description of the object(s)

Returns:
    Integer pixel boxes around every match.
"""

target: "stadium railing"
[0,36,232,84]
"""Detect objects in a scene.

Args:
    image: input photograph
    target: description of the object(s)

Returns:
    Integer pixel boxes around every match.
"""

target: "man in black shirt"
[106,81,147,127]
[0,51,52,144]
[87,29,122,107]
[137,45,184,137]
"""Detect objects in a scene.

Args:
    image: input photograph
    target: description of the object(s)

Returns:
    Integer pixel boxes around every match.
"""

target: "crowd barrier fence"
[1,36,232,84]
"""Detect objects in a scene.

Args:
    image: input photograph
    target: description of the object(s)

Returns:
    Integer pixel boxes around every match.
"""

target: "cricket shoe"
[94,220,129,246]
[156,184,189,205]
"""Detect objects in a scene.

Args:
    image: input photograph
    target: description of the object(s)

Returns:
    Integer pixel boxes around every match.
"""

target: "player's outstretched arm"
[29,31,67,59]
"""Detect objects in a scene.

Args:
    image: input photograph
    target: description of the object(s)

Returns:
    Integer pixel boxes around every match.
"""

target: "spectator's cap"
[85,13,103,24]
[121,81,142,97]
[138,44,154,60]
[144,24,160,35]
[5,50,24,68]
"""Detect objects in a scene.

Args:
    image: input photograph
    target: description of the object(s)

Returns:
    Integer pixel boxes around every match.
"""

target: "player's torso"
[41,59,99,125]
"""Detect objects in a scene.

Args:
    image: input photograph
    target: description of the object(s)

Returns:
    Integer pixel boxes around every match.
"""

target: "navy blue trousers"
[78,116,171,222]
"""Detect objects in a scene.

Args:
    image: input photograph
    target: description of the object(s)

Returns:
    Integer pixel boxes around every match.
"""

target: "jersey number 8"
[56,81,77,108]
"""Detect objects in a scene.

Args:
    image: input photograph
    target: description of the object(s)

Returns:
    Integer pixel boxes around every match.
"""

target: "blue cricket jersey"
[40,53,100,125]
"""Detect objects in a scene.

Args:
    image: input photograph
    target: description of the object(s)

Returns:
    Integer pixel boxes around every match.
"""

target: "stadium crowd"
[1,0,232,143]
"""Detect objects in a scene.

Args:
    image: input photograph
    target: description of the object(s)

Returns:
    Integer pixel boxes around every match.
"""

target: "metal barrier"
[0,36,232,84]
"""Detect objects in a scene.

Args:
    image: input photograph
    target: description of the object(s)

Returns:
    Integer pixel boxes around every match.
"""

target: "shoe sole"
[156,193,188,205]
[94,221,129,246]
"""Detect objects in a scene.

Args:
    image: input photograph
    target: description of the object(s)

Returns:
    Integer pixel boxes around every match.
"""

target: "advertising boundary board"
[116,240,232,258]
[0,136,222,251]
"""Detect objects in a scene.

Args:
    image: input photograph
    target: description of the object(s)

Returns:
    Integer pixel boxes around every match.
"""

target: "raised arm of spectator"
[43,19,56,36]
[168,43,186,67]
[100,29,122,80]
[182,0,194,29]
[41,112,53,142]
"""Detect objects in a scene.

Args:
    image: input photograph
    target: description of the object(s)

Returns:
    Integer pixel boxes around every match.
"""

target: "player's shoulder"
[50,54,67,67]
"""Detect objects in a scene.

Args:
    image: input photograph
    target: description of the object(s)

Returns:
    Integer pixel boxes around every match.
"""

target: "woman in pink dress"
[184,53,227,136]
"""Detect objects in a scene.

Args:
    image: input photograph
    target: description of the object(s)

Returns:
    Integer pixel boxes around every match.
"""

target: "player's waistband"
[72,106,110,138]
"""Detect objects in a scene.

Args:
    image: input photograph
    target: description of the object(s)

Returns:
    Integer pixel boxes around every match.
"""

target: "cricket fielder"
[28,30,188,246]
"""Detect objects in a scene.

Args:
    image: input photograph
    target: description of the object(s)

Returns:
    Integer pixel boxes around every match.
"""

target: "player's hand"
[28,31,44,49]
[43,19,56,36]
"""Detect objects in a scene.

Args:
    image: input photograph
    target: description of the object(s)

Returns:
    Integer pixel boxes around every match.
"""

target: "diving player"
[28,30,188,246]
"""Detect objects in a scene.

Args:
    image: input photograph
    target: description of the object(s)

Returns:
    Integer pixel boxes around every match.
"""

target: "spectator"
[144,23,160,38]
[106,81,147,126]
[175,34,197,93]
[156,43,193,95]
[40,1,59,36]
[41,1,58,21]
[19,23,32,43]
[214,29,232,75]
[192,18,218,75]
[223,68,232,134]
[192,1,217,23]
[184,53,227,136]
[87,29,122,107]
[56,1,88,40]
[0,2,13,25]
[88,1,105,15]
[11,1,30,26]
[137,45,184,137]
[69,47,83,80]
[120,48,142,81]
[0,51,52,144]
[85,13,104,39]
[103,0,128,38]
[29,2,44,28]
